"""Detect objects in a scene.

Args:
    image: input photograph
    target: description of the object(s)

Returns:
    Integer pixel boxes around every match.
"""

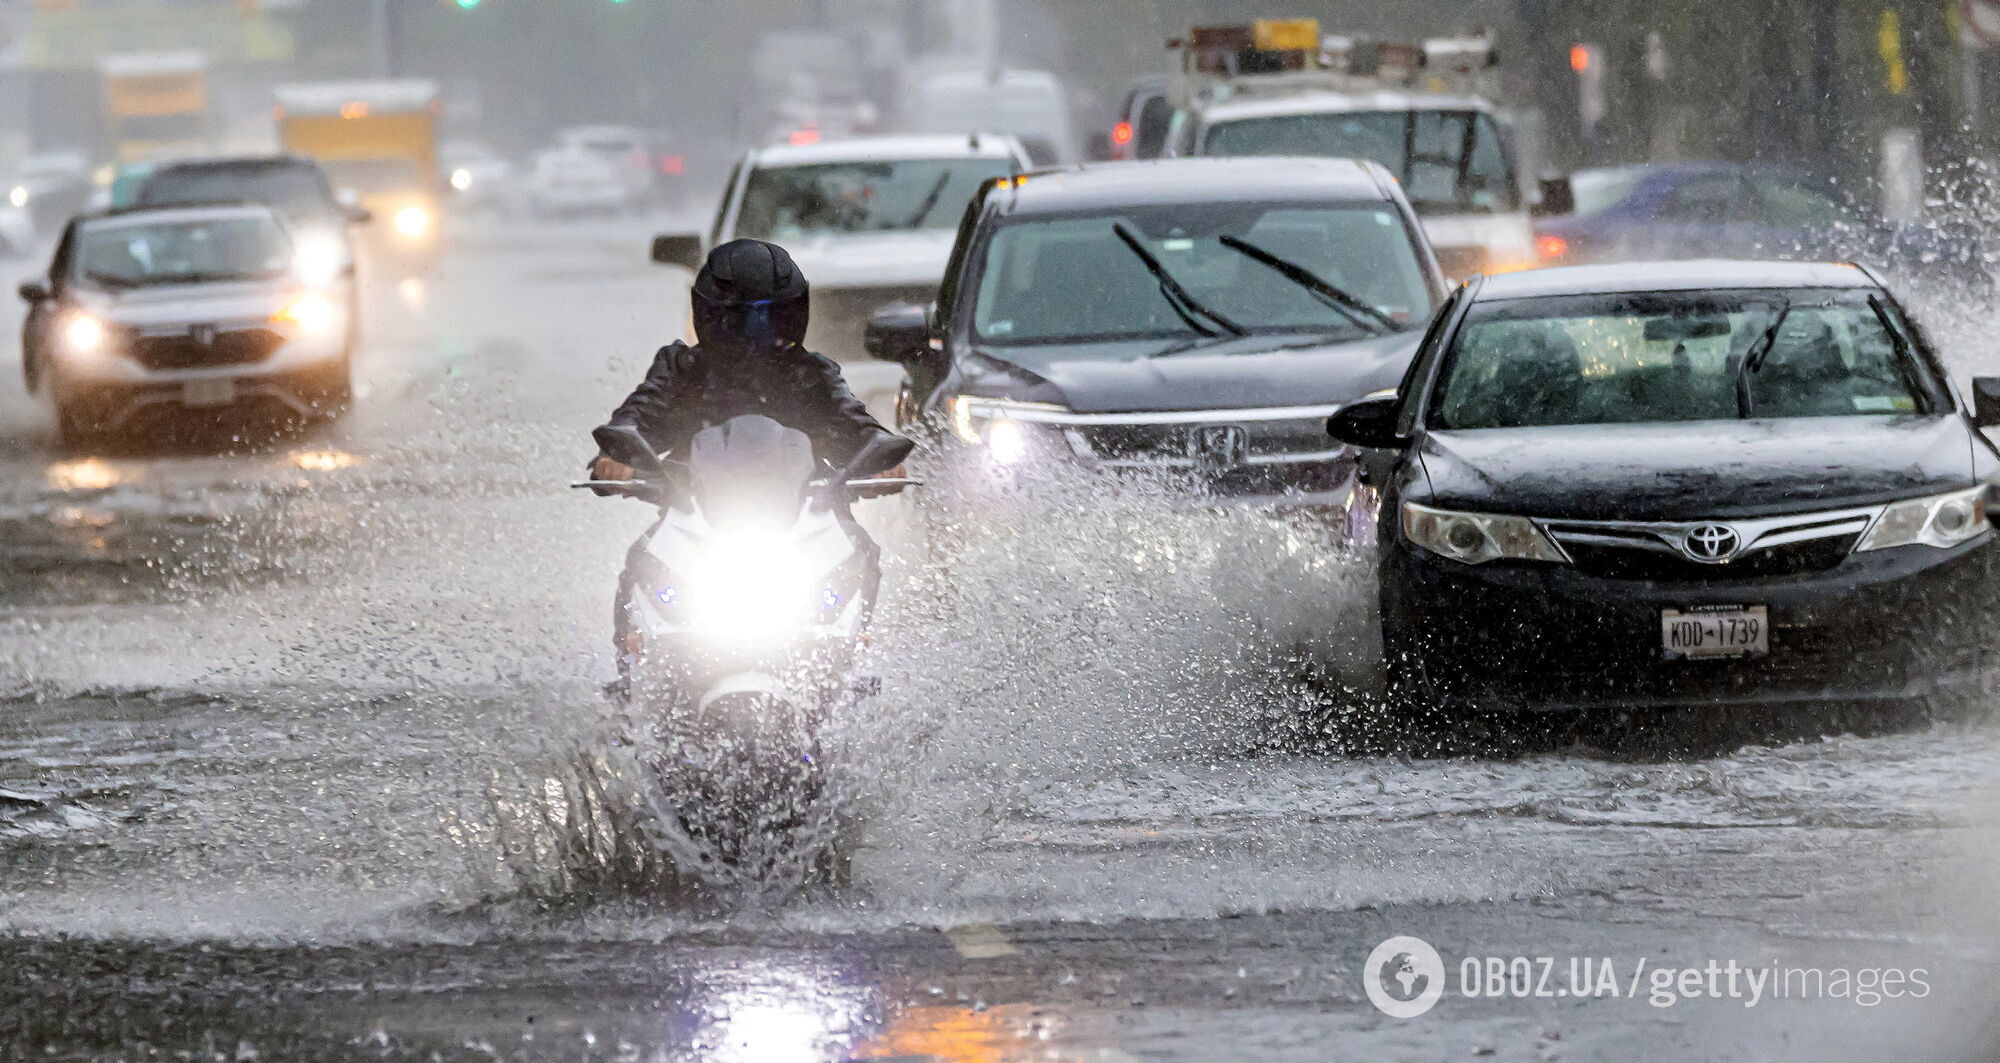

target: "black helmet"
[691,239,810,354]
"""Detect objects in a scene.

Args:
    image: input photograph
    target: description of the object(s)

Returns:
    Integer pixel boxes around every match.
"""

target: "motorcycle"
[578,415,915,881]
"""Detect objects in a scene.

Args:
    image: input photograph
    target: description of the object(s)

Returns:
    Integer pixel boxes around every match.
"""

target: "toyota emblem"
[1682,524,1741,563]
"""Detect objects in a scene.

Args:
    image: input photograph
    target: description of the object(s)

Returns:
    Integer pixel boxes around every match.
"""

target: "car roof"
[750,133,1026,167]
[150,155,322,174]
[84,203,283,229]
[992,157,1396,216]
[1473,260,1877,300]
[1196,89,1495,123]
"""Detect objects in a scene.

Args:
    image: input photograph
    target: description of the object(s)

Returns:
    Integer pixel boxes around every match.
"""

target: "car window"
[972,202,1433,347]
[1753,179,1851,228]
[1434,290,1930,429]
[1657,176,1756,224]
[736,158,1016,238]
[1200,110,1520,214]
[72,215,292,288]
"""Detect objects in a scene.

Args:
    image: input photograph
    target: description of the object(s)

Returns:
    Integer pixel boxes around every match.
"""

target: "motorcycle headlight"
[689,529,814,640]
[1402,501,1568,565]
[947,396,1065,463]
[1856,486,1991,552]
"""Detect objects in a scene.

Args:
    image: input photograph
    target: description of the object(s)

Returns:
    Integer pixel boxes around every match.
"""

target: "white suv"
[651,133,1028,357]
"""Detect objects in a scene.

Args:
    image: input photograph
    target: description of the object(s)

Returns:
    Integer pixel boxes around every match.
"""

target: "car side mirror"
[1532,174,1575,218]
[1971,376,2000,429]
[864,301,936,366]
[1327,395,1406,449]
[17,279,50,303]
[650,233,704,270]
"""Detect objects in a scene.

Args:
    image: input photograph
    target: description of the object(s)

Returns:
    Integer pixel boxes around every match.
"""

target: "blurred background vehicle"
[18,203,353,443]
[0,200,33,258]
[897,64,1074,167]
[133,156,364,291]
[1093,74,1172,162]
[97,52,214,165]
[653,132,1028,357]
[439,139,518,216]
[527,144,642,218]
[10,152,94,233]
[275,80,443,273]
[552,125,660,211]
[1533,161,1993,290]
[1167,21,1537,281]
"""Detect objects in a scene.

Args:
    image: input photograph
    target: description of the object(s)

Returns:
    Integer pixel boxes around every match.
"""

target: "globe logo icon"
[1364,936,1446,1018]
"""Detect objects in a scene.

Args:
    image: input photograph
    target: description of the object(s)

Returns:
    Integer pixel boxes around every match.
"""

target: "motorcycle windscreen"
[689,414,816,529]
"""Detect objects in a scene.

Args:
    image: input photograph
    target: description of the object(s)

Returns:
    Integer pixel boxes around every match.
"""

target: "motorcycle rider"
[589,238,907,487]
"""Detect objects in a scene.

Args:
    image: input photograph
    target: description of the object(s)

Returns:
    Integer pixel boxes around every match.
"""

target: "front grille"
[128,327,284,371]
[1562,533,1860,581]
[1063,413,1342,468]
[1543,506,1878,582]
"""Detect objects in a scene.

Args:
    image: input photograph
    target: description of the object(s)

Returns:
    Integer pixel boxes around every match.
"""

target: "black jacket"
[602,341,897,472]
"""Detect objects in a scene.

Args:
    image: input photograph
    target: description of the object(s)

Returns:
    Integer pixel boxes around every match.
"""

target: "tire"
[52,396,94,449]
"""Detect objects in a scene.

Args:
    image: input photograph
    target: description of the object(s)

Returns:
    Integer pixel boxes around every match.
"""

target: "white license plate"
[1662,605,1769,660]
[182,379,235,407]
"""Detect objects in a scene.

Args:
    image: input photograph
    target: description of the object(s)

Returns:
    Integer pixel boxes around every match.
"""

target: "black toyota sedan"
[1328,260,2000,713]
[864,157,1447,505]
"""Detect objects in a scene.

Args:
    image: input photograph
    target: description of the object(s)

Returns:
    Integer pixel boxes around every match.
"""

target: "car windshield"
[322,157,425,195]
[1201,110,1519,215]
[735,158,1015,238]
[73,215,292,288]
[1434,289,1932,429]
[139,165,336,218]
[972,202,1433,347]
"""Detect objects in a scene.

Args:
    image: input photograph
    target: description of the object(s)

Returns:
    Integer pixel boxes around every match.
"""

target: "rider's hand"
[589,455,636,496]
[593,456,636,482]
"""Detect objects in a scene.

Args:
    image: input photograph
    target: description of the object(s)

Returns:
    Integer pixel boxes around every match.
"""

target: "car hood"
[962,331,1420,414]
[781,230,957,290]
[77,281,292,328]
[1418,416,1975,521]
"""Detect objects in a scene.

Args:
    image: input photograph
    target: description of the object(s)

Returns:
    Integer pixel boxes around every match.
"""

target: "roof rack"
[1167,19,1500,106]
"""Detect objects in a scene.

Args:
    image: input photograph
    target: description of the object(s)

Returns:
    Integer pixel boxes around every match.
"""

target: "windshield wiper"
[1111,222,1246,338]
[1733,302,1794,418]
[1218,235,1396,335]
[899,171,954,229]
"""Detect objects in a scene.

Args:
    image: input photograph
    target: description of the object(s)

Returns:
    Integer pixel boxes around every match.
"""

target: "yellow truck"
[99,51,212,163]
[275,79,442,267]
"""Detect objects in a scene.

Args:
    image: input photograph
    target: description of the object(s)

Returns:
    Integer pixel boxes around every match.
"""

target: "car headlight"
[450,168,474,192]
[1857,486,1991,552]
[8,185,26,209]
[1402,501,1569,565]
[688,529,814,641]
[61,312,109,358]
[393,205,433,239]
[947,396,1065,463]
[274,294,341,336]
[293,235,345,286]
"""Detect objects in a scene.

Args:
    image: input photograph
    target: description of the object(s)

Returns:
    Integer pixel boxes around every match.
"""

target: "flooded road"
[3,222,1999,1061]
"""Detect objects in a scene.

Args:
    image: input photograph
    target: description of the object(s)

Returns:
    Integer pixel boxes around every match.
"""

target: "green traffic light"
[456,0,479,8]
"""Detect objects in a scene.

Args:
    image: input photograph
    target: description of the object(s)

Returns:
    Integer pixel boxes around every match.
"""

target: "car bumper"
[1382,534,2000,711]
[53,334,349,425]
[923,443,1362,509]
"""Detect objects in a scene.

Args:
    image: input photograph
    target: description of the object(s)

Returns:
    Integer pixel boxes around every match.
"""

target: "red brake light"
[660,155,686,175]
[1111,121,1135,147]
[1537,234,1570,261]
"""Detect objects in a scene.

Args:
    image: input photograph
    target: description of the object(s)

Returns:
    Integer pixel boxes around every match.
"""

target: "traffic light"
[455,0,480,9]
